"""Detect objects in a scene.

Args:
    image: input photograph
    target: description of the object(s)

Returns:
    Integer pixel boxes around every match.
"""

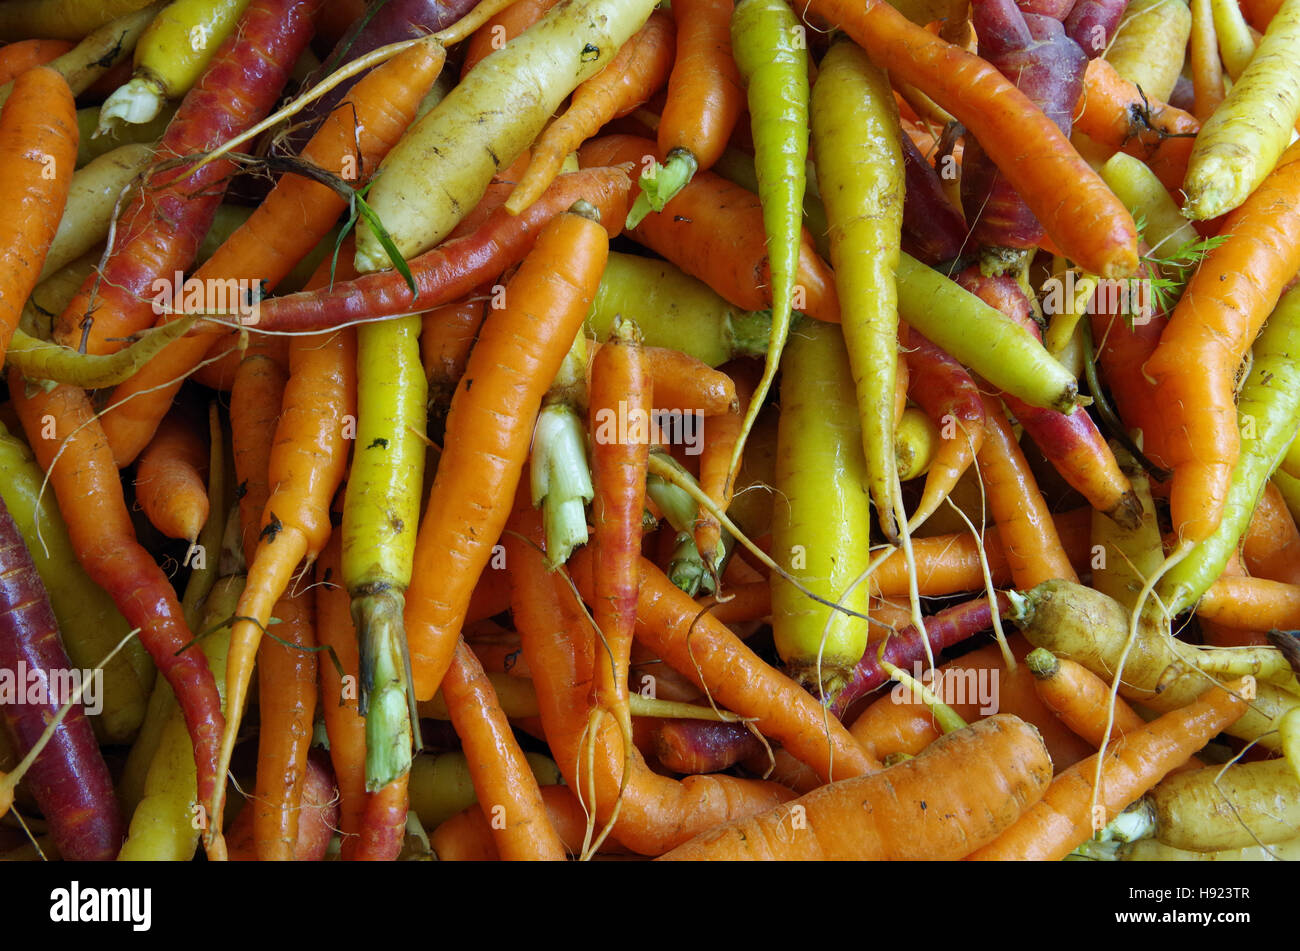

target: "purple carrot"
[1015,0,1076,19]
[286,0,478,152]
[961,0,1087,252]
[0,496,124,861]
[901,133,968,266]
[654,719,765,774]
[1065,0,1129,57]
[828,593,1010,718]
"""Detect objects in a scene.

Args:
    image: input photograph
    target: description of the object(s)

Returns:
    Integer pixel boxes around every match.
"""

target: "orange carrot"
[0,67,76,365]
[215,256,357,855]
[966,680,1248,860]
[506,9,674,214]
[1145,142,1300,545]
[976,394,1080,589]
[134,407,209,543]
[1196,576,1300,630]
[460,0,562,76]
[659,714,1053,860]
[404,203,609,702]
[579,135,840,324]
[1190,0,1226,120]
[657,0,745,173]
[439,639,565,860]
[693,360,756,564]
[586,340,738,416]
[1242,481,1300,585]
[0,39,73,86]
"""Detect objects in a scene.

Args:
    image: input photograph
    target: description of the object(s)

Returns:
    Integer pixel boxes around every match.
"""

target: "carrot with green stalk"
[811,37,904,543]
[722,0,810,513]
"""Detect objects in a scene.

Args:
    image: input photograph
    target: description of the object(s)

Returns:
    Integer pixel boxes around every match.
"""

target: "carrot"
[588,316,650,751]
[460,0,561,76]
[247,165,630,332]
[215,260,357,855]
[97,34,446,466]
[355,0,655,269]
[1103,0,1192,102]
[1196,576,1300,630]
[722,0,811,508]
[0,67,77,366]
[134,407,209,543]
[313,533,368,859]
[0,494,124,861]
[660,714,1052,860]
[9,375,226,857]
[505,9,673,215]
[1243,481,1300,585]
[805,0,1139,278]
[98,0,253,133]
[1073,57,1200,191]
[0,0,158,39]
[507,511,799,855]
[430,784,628,860]
[569,546,880,782]
[52,0,320,356]
[966,679,1248,860]
[404,203,609,702]
[1182,0,1300,218]
[1145,143,1300,545]
[229,346,288,562]
[1190,0,1226,120]
[812,37,905,543]
[251,585,317,861]
[691,361,755,566]
[227,749,339,861]
[1025,648,1148,747]
[1148,759,1300,851]
[976,393,1080,589]
[352,771,409,861]
[625,0,745,225]
[1010,579,1297,751]
[439,639,565,860]
[0,39,75,85]
[1089,442,1164,612]
[579,134,840,325]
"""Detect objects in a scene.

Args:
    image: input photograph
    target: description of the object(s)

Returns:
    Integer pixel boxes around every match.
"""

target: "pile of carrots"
[0,0,1297,863]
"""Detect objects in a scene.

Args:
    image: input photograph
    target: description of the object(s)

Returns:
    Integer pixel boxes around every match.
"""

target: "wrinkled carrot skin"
[870,509,1093,597]
[0,495,124,861]
[805,0,1138,278]
[9,374,225,856]
[100,35,446,466]
[53,0,322,356]
[507,508,796,855]
[568,548,880,781]
[1146,144,1300,544]
[314,533,369,860]
[441,638,566,860]
[1073,57,1200,191]
[251,166,631,332]
[966,680,1247,860]
[134,410,209,542]
[654,719,765,774]
[977,394,1081,589]
[1243,482,1300,585]
[578,135,840,324]
[253,588,317,861]
[660,714,1053,860]
[658,0,745,172]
